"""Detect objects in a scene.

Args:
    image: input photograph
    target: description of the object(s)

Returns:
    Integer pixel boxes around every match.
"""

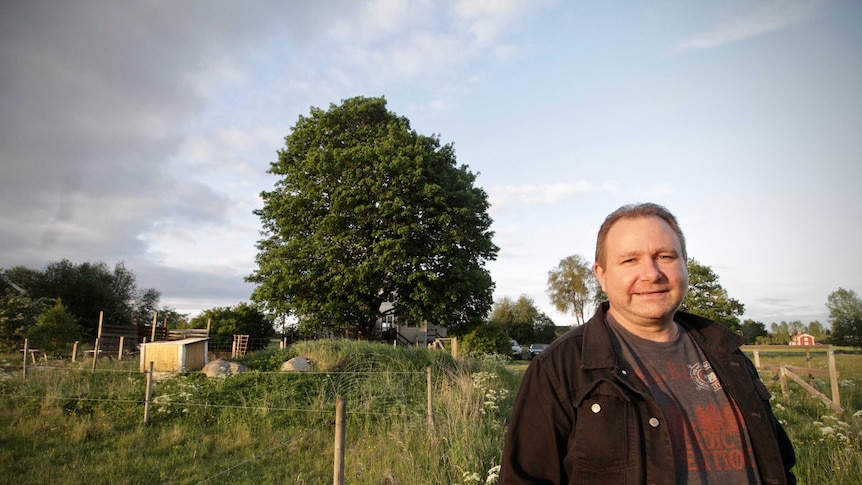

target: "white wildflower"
[462,471,481,482]
[486,464,501,484]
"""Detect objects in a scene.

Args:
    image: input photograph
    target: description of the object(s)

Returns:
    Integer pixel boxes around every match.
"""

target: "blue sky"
[2,0,860,327]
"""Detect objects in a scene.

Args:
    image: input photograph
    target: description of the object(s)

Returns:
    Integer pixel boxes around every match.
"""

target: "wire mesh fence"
[0,358,443,483]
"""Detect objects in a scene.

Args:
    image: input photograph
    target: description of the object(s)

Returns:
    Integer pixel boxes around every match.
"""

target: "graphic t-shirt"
[607,315,761,484]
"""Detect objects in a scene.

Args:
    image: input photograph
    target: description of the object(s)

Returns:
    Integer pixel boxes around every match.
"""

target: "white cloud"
[451,0,532,46]
[488,181,610,214]
[676,0,827,50]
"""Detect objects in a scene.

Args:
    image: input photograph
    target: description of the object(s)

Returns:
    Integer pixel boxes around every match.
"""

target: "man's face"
[594,216,688,329]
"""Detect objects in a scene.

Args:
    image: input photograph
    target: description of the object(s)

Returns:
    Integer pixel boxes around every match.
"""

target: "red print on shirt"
[685,402,751,472]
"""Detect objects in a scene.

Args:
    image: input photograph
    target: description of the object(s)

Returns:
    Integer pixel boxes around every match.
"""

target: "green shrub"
[461,323,510,357]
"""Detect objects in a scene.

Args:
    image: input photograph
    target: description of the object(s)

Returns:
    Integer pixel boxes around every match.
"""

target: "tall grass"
[750,350,862,484]
[0,340,511,484]
[0,343,859,483]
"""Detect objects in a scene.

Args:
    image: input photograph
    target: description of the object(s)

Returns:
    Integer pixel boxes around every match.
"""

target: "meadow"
[0,341,860,484]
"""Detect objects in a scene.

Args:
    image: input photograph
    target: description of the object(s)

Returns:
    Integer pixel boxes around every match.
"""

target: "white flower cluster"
[815,415,854,445]
[462,465,501,484]
[151,381,200,415]
[485,465,501,484]
[471,372,509,415]
[462,471,481,482]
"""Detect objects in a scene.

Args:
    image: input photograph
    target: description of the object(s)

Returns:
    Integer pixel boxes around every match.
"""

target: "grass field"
[0,342,860,484]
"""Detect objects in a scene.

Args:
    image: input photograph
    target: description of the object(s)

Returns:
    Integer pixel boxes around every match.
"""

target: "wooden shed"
[139,337,209,373]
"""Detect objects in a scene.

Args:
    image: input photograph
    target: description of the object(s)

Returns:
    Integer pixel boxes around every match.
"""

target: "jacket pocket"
[570,387,631,472]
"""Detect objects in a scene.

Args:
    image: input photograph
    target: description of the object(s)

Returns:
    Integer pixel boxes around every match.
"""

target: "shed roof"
[142,337,209,346]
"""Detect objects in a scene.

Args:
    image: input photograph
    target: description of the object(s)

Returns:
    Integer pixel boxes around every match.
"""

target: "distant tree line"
[0,260,275,354]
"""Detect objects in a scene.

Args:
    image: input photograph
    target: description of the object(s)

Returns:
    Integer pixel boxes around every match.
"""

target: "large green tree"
[679,258,745,331]
[2,261,159,338]
[489,295,556,345]
[247,96,498,337]
[740,319,767,344]
[546,254,599,325]
[826,287,862,348]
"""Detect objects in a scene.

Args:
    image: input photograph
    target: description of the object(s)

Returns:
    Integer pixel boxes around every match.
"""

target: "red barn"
[790,333,816,346]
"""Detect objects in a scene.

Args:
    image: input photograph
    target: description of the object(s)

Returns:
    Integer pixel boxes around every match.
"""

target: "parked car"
[510,339,523,360]
[528,343,548,360]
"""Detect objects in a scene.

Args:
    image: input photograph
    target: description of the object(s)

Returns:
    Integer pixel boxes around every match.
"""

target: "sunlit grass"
[0,344,860,483]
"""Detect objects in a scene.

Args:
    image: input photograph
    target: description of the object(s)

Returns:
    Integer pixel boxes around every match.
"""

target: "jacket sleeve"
[499,358,574,484]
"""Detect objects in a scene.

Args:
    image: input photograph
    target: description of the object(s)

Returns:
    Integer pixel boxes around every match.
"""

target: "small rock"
[281,356,311,372]
[201,358,247,377]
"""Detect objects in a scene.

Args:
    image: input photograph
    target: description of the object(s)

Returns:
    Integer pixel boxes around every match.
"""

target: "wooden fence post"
[779,367,789,402]
[91,337,100,373]
[427,367,434,429]
[143,361,154,425]
[828,346,840,407]
[91,311,104,373]
[333,397,346,485]
[151,312,158,342]
[22,338,29,381]
[72,341,79,363]
[118,336,125,361]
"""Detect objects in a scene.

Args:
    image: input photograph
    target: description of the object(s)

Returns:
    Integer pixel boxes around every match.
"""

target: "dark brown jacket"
[500,303,796,484]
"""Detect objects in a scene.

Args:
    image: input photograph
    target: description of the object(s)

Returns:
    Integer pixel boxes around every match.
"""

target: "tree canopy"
[826,287,862,348]
[27,299,82,355]
[247,96,498,337]
[679,258,745,331]
[1,260,160,339]
[190,303,275,352]
[546,254,599,325]
[0,292,52,351]
[489,295,556,344]
[740,319,767,344]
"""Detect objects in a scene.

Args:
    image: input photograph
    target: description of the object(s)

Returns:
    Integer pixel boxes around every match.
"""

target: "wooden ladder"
[232,334,250,358]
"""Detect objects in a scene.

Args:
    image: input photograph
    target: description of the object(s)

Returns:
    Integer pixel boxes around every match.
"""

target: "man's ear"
[593,263,606,291]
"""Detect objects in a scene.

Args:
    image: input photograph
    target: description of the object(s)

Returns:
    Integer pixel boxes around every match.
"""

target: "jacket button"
[591,403,601,413]
[649,417,660,427]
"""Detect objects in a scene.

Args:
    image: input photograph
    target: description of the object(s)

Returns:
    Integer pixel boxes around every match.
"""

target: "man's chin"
[631,302,679,321]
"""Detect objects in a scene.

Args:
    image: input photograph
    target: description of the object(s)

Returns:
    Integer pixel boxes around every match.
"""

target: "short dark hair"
[595,203,687,268]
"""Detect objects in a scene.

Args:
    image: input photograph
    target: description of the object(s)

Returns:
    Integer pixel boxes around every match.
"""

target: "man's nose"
[639,259,663,281]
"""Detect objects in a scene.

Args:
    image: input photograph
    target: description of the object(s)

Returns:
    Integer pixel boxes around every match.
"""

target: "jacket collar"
[580,302,745,370]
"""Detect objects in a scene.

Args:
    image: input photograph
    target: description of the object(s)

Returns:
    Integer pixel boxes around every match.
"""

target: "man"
[500,203,795,484]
